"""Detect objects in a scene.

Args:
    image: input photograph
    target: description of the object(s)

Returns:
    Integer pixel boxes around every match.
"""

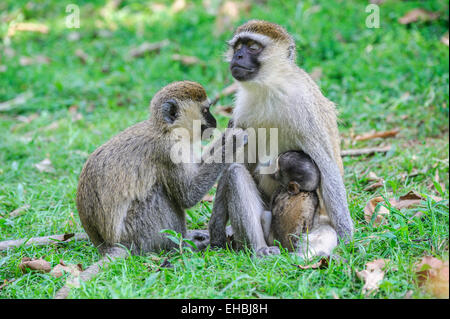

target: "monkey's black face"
[230,38,263,81]
[201,104,217,136]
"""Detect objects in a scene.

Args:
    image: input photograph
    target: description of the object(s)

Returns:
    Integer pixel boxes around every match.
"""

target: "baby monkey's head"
[150,81,216,137]
[274,151,320,195]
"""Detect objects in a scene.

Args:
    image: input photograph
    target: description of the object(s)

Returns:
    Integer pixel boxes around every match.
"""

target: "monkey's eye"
[248,42,262,53]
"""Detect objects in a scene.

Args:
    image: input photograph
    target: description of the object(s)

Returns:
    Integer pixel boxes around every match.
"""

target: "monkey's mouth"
[230,65,257,81]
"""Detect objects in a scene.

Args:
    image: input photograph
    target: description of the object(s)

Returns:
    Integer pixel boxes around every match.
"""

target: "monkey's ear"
[162,99,179,124]
[287,181,300,195]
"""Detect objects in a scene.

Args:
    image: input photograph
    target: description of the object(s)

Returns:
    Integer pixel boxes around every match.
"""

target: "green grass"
[0,0,448,299]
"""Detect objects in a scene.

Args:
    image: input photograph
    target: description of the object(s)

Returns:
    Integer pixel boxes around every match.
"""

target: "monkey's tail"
[54,246,129,299]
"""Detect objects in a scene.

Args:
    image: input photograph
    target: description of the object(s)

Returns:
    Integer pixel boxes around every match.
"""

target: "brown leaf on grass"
[19,257,51,273]
[19,55,50,66]
[7,22,49,37]
[214,1,251,36]
[398,9,440,25]
[68,105,83,122]
[364,197,390,227]
[215,105,233,117]
[441,32,449,47]
[34,158,55,173]
[171,0,187,13]
[295,257,329,270]
[211,83,238,105]
[364,180,384,191]
[0,279,15,290]
[171,54,204,66]
[364,191,442,227]
[75,49,89,64]
[16,113,39,124]
[354,128,400,141]
[50,260,83,278]
[9,204,30,218]
[367,171,382,181]
[0,92,33,111]
[128,40,170,58]
[356,259,388,295]
[415,256,449,299]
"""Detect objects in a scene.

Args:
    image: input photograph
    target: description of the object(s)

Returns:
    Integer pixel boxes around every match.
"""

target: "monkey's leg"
[224,163,280,256]
[208,174,230,248]
[296,219,338,260]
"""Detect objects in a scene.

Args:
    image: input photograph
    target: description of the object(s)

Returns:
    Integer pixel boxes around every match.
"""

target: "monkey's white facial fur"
[226,33,296,84]
[169,99,216,138]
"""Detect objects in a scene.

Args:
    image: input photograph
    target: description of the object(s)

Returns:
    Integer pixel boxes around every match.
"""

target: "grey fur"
[77,81,247,256]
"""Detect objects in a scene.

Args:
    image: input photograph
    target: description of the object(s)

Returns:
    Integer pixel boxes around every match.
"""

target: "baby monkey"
[261,151,320,252]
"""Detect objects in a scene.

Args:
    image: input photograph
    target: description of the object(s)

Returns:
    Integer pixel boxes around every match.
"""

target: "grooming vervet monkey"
[260,151,321,253]
[209,20,352,258]
[76,81,247,256]
[56,81,248,299]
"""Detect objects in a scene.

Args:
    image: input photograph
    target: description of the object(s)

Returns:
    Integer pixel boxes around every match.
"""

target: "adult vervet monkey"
[209,20,353,257]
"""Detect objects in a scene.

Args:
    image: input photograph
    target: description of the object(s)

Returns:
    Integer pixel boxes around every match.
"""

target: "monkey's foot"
[256,246,280,257]
[186,230,210,251]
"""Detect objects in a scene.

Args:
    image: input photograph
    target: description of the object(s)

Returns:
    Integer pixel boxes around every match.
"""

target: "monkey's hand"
[202,127,248,164]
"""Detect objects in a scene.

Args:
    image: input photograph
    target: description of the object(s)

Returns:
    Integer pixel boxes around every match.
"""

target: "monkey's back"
[76,120,168,251]
[271,189,318,251]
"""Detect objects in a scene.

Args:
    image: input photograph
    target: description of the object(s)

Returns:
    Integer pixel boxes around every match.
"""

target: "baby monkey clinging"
[261,151,321,252]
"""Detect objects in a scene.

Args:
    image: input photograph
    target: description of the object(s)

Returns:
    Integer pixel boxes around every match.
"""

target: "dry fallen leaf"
[19,257,51,273]
[0,279,15,290]
[7,22,49,37]
[294,257,329,270]
[128,40,170,58]
[51,260,83,278]
[211,83,238,105]
[0,92,33,111]
[9,204,30,218]
[214,1,251,36]
[367,171,382,181]
[171,54,204,66]
[356,259,388,295]
[416,256,449,299]
[364,180,384,191]
[34,158,55,173]
[19,55,50,66]
[441,32,449,46]
[364,191,442,227]
[16,113,39,124]
[398,9,440,25]
[75,49,89,64]
[354,128,400,141]
[171,0,187,13]
[364,197,390,227]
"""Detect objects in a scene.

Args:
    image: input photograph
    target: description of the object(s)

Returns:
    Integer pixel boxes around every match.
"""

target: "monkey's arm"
[298,120,353,242]
[165,129,247,209]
